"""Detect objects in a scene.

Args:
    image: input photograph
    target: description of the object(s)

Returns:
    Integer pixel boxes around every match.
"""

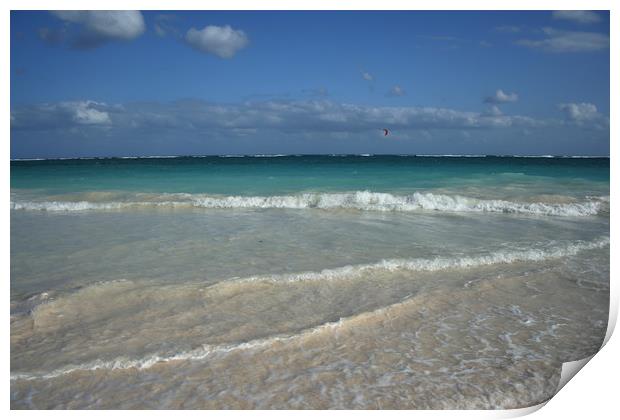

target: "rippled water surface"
[10,156,610,409]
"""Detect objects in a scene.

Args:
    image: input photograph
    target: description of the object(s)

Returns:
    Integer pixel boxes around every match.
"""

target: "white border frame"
[3,1,616,418]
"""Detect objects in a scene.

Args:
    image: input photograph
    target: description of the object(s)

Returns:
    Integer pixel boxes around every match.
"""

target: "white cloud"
[558,102,609,129]
[516,27,609,53]
[71,101,111,125]
[552,11,601,24]
[485,89,518,104]
[185,25,248,58]
[485,105,503,116]
[362,71,373,81]
[51,11,145,47]
[11,101,111,130]
[388,85,406,97]
[559,102,597,121]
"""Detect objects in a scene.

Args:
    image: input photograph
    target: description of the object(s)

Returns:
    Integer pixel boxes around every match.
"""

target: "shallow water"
[10,156,610,409]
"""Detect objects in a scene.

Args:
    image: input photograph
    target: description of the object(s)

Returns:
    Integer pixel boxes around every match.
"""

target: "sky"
[10,10,610,158]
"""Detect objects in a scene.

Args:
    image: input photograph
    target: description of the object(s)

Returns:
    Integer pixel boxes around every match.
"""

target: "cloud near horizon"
[11,99,551,135]
[484,89,518,104]
[11,100,113,130]
[484,105,503,116]
[558,102,609,129]
[10,99,609,157]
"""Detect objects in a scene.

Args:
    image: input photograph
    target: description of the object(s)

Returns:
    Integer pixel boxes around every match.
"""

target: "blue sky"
[10,10,610,158]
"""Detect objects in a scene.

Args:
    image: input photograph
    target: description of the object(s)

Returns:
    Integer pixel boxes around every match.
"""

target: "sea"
[10,155,610,409]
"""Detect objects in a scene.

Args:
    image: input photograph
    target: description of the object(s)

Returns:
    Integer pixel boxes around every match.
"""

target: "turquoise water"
[10,155,610,196]
[10,156,610,409]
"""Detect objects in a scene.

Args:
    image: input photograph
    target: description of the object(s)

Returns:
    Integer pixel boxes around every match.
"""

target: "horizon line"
[10,154,611,162]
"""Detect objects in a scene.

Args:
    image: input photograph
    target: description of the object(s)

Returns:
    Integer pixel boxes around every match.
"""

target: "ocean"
[10,155,610,409]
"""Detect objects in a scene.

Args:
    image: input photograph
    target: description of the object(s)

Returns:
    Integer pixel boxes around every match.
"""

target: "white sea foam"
[11,201,131,211]
[10,317,345,381]
[233,236,610,285]
[9,191,606,216]
[251,154,288,157]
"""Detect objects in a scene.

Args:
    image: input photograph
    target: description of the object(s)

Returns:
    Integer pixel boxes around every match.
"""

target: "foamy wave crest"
[232,236,610,285]
[189,192,605,216]
[10,191,606,216]
[10,317,345,381]
[10,201,131,211]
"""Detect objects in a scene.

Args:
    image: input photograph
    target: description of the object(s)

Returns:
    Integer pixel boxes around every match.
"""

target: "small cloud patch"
[50,11,145,48]
[11,100,112,130]
[516,27,609,53]
[485,105,503,116]
[485,89,518,104]
[388,85,406,97]
[185,25,248,58]
[558,102,609,129]
[551,11,601,25]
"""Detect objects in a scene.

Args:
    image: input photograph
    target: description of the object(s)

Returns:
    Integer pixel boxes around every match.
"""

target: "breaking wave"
[10,191,606,216]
